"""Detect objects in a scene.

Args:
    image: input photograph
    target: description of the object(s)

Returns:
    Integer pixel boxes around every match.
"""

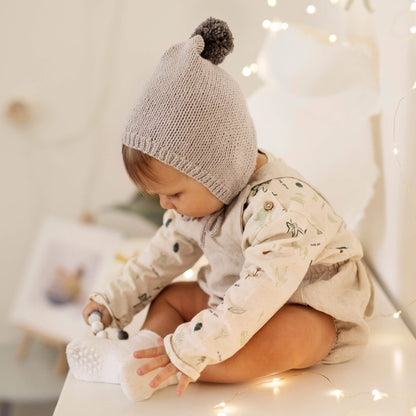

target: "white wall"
[351,0,416,334]
[0,0,269,343]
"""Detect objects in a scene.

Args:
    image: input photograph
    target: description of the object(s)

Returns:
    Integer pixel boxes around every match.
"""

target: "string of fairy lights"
[213,371,415,416]
[242,0,416,76]
[219,1,416,415]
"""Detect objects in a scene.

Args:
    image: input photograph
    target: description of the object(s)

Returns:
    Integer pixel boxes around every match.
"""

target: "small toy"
[88,311,129,340]
[88,311,107,338]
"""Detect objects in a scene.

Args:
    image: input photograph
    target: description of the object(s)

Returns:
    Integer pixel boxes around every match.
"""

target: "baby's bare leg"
[200,304,336,383]
[141,281,336,383]
[141,281,210,336]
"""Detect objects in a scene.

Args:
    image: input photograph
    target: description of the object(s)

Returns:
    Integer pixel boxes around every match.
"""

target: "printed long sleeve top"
[91,152,373,379]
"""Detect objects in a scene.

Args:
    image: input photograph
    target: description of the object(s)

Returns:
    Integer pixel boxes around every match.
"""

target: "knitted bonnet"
[122,17,258,205]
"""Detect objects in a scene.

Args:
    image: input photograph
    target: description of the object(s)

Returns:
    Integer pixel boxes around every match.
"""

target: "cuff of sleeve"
[164,334,200,381]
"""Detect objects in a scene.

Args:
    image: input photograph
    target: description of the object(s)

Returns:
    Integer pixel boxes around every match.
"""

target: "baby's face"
[140,159,224,218]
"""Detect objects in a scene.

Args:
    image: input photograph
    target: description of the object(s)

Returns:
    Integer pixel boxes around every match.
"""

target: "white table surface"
[53,278,416,416]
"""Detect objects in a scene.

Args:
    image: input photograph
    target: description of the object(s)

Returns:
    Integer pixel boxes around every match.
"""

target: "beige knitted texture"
[122,35,257,204]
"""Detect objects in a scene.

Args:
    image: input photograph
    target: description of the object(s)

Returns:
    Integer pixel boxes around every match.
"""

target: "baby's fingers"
[176,373,192,397]
[137,354,170,376]
[149,362,178,389]
[133,345,165,359]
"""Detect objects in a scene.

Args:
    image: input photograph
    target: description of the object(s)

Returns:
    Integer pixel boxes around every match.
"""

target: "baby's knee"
[153,281,209,321]
[157,281,198,302]
[289,305,336,368]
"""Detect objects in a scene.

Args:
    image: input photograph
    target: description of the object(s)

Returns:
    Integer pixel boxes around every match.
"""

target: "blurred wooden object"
[16,324,68,374]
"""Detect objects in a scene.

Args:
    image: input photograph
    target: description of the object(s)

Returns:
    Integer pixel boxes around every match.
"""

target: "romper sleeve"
[90,210,203,329]
[164,181,336,380]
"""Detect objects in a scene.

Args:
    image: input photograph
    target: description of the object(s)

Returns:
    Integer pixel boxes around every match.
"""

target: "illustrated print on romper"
[194,322,203,331]
[286,219,306,238]
[274,265,289,286]
[309,215,325,235]
[228,306,247,314]
[290,193,307,207]
[197,356,207,365]
[245,266,265,279]
[118,313,130,328]
[254,207,269,224]
[150,265,161,279]
[290,241,309,258]
[133,293,151,310]
[213,328,230,340]
[337,246,348,253]
[133,264,150,280]
[208,309,219,318]
[155,252,168,268]
[240,330,249,346]
[251,184,269,194]
[278,179,289,190]
[327,213,339,224]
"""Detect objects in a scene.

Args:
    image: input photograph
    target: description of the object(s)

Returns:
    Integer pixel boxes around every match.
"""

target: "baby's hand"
[134,340,192,396]
[82,301,112,328]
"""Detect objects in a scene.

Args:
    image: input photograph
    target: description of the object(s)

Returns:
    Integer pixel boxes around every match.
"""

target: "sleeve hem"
[164,334,200,381]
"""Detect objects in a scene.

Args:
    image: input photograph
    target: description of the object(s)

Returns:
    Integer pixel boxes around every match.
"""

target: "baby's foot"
[66,335,122,384]
[66,330,162,385]
[119,332,179,401]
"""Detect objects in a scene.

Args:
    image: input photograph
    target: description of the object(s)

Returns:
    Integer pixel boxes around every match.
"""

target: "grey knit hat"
[122,17,257,204]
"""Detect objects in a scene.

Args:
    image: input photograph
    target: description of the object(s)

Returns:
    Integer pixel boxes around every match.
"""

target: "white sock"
[66,329,165,385]
[119,330,179,401]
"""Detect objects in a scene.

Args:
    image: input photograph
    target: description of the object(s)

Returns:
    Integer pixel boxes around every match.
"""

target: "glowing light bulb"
[242,66,252,77]
[372,389,386,401]
[272,378,281,386]
[281,22,289,30]
[331,389,344,399]
[411,406,416,416]
[329,34,337,43]
[270,21,281,31]
[215,402,226,410]
[184,269,194,279]
[268,0,277,6]
[393,310,401,318]
[250,63,258,73]
[307,5,317,14]
[410,26,416,35]
[413,81,416,89]
[411,2,416,11]
[262,19,271,29]
[393,148,399,156]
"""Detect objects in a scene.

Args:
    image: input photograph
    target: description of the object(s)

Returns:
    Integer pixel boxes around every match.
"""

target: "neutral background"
[1,0,415,350]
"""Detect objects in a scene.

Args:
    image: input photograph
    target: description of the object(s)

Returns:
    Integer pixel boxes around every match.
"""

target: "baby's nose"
[159,195,175,210]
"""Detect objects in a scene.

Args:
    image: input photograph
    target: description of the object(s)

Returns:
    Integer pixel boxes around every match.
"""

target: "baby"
[66,17,374,401]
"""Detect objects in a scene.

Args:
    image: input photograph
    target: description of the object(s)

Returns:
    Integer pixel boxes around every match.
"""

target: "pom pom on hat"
[191,17,234,65]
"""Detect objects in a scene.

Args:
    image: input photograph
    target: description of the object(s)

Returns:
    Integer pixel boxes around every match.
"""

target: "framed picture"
[10,218,123,343]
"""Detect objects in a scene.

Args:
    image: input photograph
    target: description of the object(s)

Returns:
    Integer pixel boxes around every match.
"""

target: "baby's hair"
[121,144,156,191]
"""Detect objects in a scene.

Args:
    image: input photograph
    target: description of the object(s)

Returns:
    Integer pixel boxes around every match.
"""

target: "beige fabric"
[91,151,374,379]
